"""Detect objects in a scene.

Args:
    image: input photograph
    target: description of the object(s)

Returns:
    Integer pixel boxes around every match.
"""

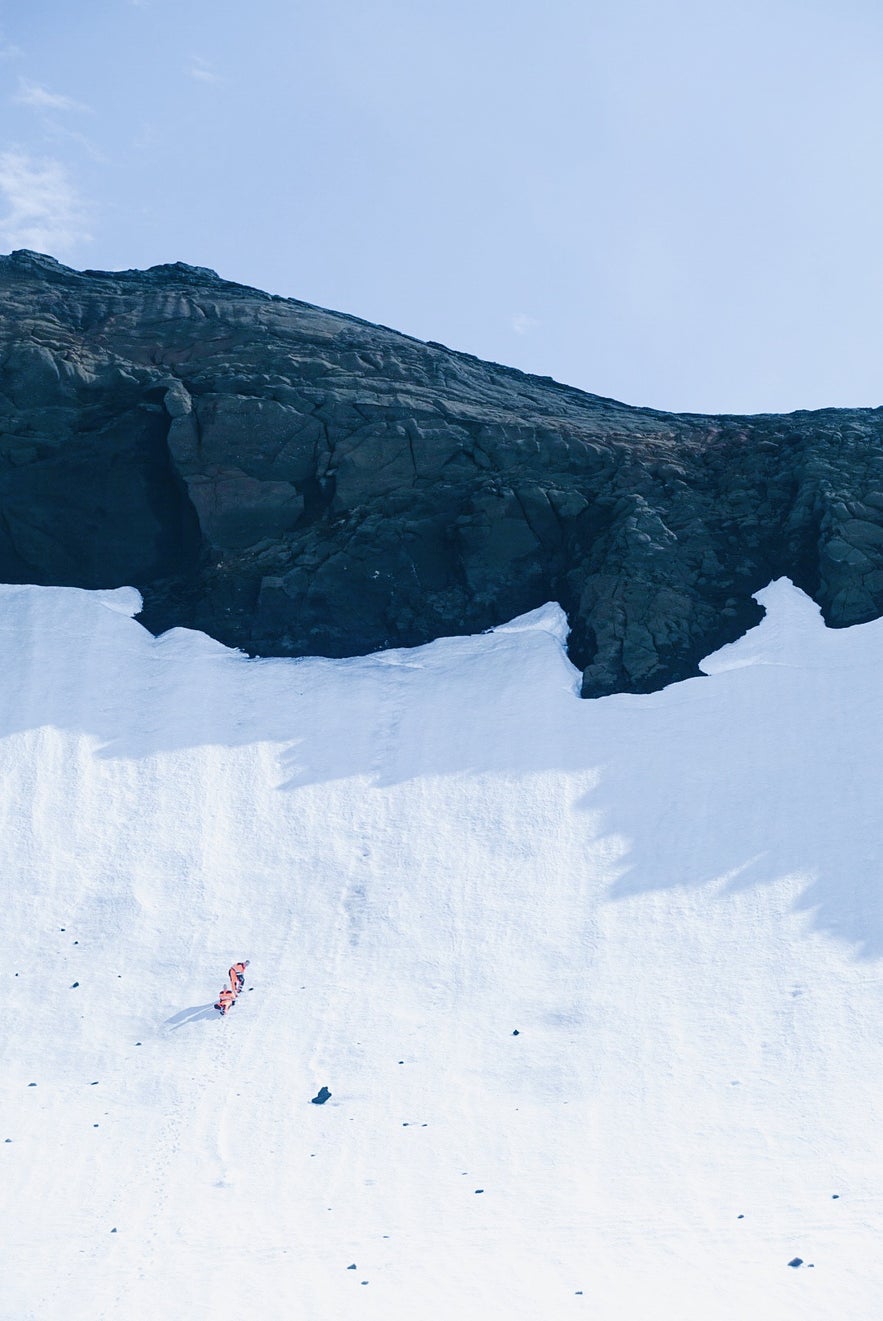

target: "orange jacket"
[218,988,235,1012]
[229,962,248,995]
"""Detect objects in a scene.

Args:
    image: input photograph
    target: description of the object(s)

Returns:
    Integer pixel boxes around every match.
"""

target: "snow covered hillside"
[3,578,883,1320]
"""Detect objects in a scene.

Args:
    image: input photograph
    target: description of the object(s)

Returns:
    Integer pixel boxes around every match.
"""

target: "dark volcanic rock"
[3,248,883,696]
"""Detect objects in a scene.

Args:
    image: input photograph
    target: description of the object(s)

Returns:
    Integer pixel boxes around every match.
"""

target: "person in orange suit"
[215,987,236,1015]
[229,960,249,997]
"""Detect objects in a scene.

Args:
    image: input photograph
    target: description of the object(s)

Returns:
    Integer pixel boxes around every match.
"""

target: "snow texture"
[2,577,882,1319]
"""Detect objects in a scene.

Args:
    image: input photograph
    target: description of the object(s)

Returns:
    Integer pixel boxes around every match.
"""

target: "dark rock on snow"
[3,249,883,696]
[311,1086,331,1105]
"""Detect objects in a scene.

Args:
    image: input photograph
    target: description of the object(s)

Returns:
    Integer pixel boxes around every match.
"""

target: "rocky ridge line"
[2,248,883,696]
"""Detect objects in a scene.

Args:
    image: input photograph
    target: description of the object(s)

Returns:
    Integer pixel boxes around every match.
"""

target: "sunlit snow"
[2,578,882,1320]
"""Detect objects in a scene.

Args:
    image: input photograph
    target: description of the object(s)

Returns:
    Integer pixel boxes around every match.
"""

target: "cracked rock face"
[2,248,883,696]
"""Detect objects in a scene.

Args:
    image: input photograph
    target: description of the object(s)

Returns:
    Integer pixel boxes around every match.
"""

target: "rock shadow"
[573,583,883,958]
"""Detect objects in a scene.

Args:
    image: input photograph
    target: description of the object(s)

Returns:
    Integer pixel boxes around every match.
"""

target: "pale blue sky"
[2,0,883,414]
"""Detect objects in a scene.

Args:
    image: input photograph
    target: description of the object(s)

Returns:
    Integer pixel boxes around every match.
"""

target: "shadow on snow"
[164,1004,219,1028]
[3,581,883,959]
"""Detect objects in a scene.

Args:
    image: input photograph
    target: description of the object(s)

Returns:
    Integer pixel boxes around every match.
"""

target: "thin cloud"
[14,79,89,113]
[0,150,92,255]
[512,313,539,336]
[0,30,23,60]
[42,122,108,165]
[188,56,221,84]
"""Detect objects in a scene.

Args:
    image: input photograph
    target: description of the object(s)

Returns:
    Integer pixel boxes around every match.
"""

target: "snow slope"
[2,577,883,1320]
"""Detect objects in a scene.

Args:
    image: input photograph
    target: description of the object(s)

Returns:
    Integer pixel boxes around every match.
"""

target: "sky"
[2,0,883,415]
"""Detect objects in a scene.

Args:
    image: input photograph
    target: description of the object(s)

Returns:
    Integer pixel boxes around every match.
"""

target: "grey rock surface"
[2,248,883,695]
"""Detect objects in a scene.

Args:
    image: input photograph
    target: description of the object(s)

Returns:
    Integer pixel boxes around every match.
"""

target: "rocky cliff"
[2,248,883,696]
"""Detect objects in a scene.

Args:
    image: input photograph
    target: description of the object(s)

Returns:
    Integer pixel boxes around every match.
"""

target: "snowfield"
[2,578,883,1320]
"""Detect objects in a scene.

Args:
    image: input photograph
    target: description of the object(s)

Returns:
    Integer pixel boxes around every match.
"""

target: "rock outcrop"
[2,248,883,696]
